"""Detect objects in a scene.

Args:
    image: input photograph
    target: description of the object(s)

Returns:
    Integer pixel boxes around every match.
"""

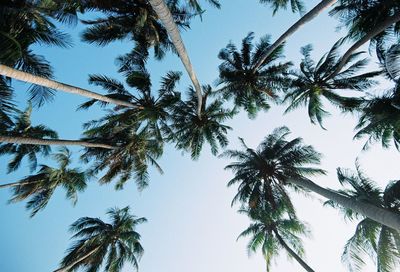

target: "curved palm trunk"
[0,180,36,188]
[0,135,114,149]
[290,178,400,230]
[53,247,99,272]
[327,13,400,79]
[148,0,203,117]
[0,64,136,108]
[253,0,336,71]
[273,229,315,272]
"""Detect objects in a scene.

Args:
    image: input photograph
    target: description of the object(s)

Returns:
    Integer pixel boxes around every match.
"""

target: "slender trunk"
[273,229,315,272]
[0,64,136,108]
[53,247,99,272]
[290,178,400,230]
[327,13,400,79]
[253,0,336,71]
[0,135,114,149]
[0,180,36,188]
[148,0,203,117]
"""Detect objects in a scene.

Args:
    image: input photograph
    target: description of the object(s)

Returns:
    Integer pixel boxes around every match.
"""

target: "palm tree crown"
[56,206,146,272]
[78,0,195,60]
[238,201,313,271]
[6,147,88,217]
[325,162,400,272]
[217,32,292,118]
[169,85,236,159]
[223,126,326,210]
[283,39,380,128]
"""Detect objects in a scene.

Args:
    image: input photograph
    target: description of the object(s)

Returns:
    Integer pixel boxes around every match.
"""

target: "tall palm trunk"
[53,247,99,272]
[252,0,336,71]
[273,229,315,272]
[148,0,203,117]
[0,135,114,149]
[290,178,400,230]
[327,13,400,79]
[0,180,36,188]
[0,64,136,108]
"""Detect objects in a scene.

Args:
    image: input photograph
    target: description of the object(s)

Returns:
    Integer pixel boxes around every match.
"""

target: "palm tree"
[1,147,88,217]
[0,104,58,172]
[54,206,145,272]
[259,0,305,15]
[217,32,291,118]
[238,202,315,272]
[148,0,203,117]
[325,162,400,272]
[252,0,337,71]
[79,47,182,142]
[0,0,77,105]
[0,64,137,108]
[169,85,236,159]
[0,104,115,170]
[327,0,400,78]
[331,0,400,53]
[81,120,163,190]
[223,126,400,230]
[283,39,380,128]
[78,0,193,59]
[354,88,400,151]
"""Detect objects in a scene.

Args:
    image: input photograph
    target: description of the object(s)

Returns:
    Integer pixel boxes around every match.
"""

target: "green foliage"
[0,0,77,106]
[8,147,88,217]
[59,207,145,272]
[78,0,195,60]
[238,200,310,271]
[330,0,400,54]
[0,104,58,172]
[325,162,400,272]
[223,126,326,210]
[169,85,236,159]
[283,39,380,128]
[217,32,292,118]
[259,0,305,15]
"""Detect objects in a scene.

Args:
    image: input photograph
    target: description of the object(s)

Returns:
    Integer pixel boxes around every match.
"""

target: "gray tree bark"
[253,0,336,71]
[148,0,203,117]
[0,135,114,149]
[290,178,400,230]
[0,64,136,108]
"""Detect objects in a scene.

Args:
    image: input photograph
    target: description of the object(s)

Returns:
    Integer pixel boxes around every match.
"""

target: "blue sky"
[1,0,400,271]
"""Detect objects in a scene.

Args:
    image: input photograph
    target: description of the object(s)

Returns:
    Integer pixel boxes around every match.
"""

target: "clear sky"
[1,0,399,271]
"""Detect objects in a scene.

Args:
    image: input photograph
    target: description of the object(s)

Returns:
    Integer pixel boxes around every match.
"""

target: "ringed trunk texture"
[291,178,400,230]
[148,0,203,117]
[253,0,336,71]
[0,135,114,149]
[0,64,136,108]
[53,247,99,272]
[327,13,400,79]
[273,229,315,272]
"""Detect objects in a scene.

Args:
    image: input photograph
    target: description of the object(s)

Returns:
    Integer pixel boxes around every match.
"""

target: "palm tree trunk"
[290,178,400,230]
[0,135,114,149]
[252,0,336,71]
[148,0,203,117]
[273,229,315,272]
[0,64,136,108]
[327,13,400,79]
[0,180,36,188]
[53,247,99,272]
